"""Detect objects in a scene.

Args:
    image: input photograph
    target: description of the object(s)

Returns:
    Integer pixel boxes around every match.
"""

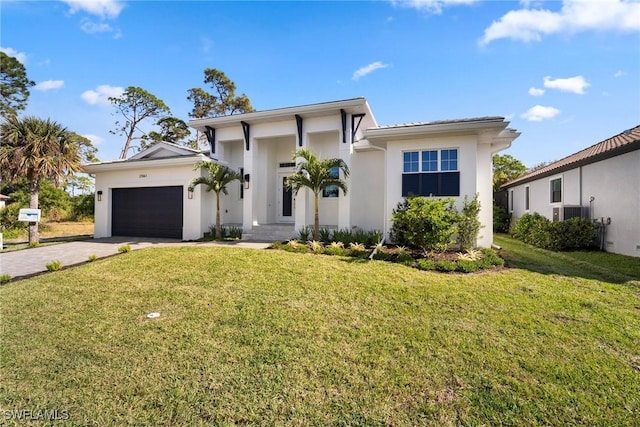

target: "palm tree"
[190,161,242,239]
[286,148,350,241]
[0,116,84,244]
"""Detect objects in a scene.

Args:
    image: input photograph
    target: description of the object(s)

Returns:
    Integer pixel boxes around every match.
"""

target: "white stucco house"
[502,124,639,257]
[84,97,520,246]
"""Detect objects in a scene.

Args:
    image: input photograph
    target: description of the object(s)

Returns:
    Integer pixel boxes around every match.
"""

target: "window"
[403,151,419,173]
[509,190,514,212]
[441,149,458,171]
[524,186,530,211]
[401,148,459,197]
[550,178,562,203]
[240,168,244,199]
[323,166,339,198]
[421,150,438,172]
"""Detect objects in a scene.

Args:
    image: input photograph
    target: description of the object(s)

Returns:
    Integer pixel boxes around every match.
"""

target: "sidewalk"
[0,237,270,280]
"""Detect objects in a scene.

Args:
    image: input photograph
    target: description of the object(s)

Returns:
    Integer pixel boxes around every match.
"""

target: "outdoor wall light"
[188,187,194,199]
[244,174,250,189]
[97,190,103,202]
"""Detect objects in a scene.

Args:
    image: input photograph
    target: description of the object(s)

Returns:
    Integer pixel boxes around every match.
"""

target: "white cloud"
[521,105,561,121]
[80,19,113,34]
[0,46,27,64]
[83,134,104,145]
[543,75,590,94]
[393,0,477,15]
[614,69,626,77]
[528,87,545,96]
[352,61,390,80]
[34,80,65,91]
[480,0,640,45]
[81,84,124,106]
[61,0,125,19]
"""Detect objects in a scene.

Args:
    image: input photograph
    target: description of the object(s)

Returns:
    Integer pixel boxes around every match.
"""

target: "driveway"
[0,237,270,280]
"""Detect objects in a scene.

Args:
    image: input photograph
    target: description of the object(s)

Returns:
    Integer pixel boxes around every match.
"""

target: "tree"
[189,161,242,239]
[0,52,35,119]
[140,116,192,150]
[286,148,349,241]
[0,116,90,244]
[492,154,527,192]
[187,69,254,149]
[109,86,171,159]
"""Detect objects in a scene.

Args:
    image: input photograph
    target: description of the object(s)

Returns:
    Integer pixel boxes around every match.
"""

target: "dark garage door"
[112,186,183,239]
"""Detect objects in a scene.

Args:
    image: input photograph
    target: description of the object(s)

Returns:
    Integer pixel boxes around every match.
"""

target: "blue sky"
[2,0,639,167]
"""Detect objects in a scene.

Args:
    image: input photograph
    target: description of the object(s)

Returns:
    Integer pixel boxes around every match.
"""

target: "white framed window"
[524,185,530,211]
[402,148,460,197]
[550,177,562,203]
[322,166,339,198]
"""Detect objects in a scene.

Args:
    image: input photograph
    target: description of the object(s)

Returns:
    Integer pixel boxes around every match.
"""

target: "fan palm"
[0,116,83,244]
[190,161,242,239]
[286,148,350,241]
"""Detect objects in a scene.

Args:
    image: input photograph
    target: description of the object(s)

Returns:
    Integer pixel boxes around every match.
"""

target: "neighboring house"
[84,97,519,246]
[502,125,640,257]
[0,194,9,209]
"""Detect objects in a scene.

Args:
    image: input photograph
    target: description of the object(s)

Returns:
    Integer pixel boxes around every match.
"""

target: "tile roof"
[503,124,640,188]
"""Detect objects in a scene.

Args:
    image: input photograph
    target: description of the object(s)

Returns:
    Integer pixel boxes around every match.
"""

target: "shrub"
[224,226,243,240]
[319,228,332,243]
[493,204,511,233]
[297,226,312,242]
[550,217,598,250]
[118,245,131,253]
[331,228,353,245]
[457,194,482,251]
[511,213,553,249]
[434,260,457,272]
[70,194,95,220]
[512,213,597,251]
[46,260,62,271]
[88,254,98,262]
[416,259,436,271]
[391,196,459,252]
[479,248,504,267]
[0,203,28,233]
[0,274,11,284]
[456,260,479,273]
[308,240,324,254]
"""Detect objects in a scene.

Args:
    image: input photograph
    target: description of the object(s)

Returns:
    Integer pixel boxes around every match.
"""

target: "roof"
[503,124,640,188]
[189,97,377,130]
[375,116,507,130]
[0,194,10,200]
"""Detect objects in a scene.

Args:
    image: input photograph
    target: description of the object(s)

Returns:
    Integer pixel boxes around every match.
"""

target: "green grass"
[1,240,639,425]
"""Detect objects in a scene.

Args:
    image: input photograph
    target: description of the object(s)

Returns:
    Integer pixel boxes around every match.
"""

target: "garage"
[112,186,183,239]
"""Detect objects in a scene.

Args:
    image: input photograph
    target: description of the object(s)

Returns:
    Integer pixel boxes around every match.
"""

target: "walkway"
[0,237,270,280]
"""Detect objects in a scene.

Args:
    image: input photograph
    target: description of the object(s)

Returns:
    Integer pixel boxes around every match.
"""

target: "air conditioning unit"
[563,205,588,220]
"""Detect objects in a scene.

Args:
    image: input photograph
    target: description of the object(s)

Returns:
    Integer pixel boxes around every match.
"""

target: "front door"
[277,173,294,223]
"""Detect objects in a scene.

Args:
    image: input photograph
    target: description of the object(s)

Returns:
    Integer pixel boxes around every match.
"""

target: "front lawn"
[1,239,638,425]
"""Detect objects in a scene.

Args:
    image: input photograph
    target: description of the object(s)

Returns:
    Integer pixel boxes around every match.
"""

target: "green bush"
[550,217,598,250]
[512,213,598,251]
[0,274,11,284]
[46,260,63,271]
[391,196,459,252]
[493,203,511,233]
[297,226,312,242]
[456,260,479,273]
[434,260,457,272]
[118,245,131,253]
[70,194,95,220]
[88,254,98,262]
[0,203,28,233]
[458,194,482,251]
[319,228,332,243]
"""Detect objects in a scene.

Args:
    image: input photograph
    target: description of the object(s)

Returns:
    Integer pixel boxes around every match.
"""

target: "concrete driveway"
[0,237,270,280]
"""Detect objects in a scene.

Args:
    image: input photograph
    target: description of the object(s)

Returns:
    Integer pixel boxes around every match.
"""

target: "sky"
[2,0,639,168]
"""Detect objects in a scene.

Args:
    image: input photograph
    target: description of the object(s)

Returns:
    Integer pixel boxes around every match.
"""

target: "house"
[85,97,519,246]
[501,125,640,257]
[0,194,9,209]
